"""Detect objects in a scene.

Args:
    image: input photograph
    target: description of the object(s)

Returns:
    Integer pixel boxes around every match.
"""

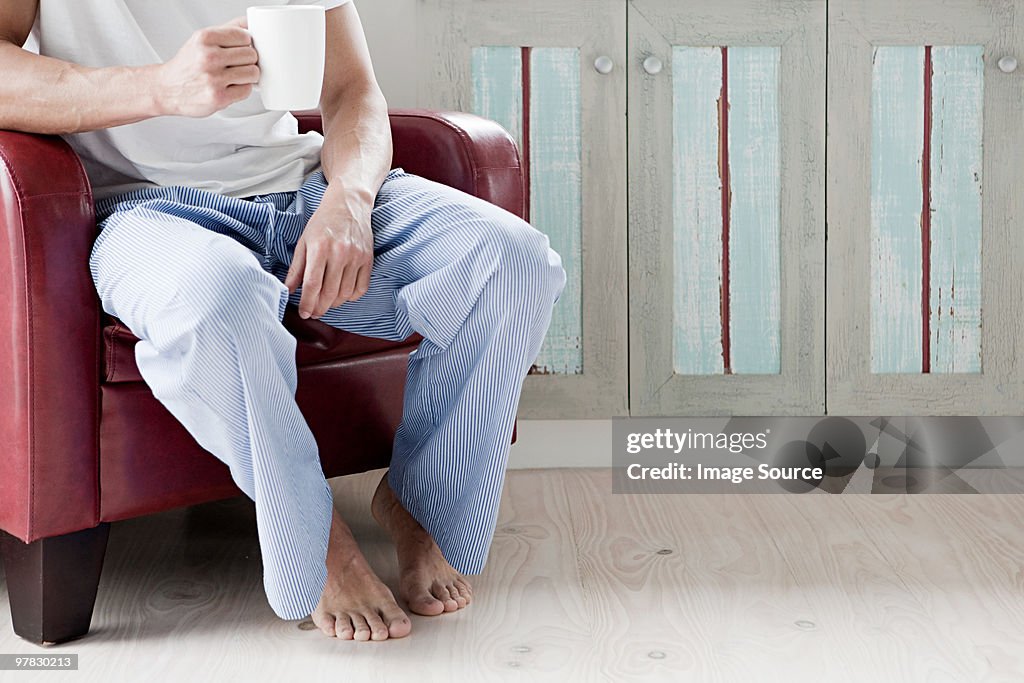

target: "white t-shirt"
[30,0,350,199]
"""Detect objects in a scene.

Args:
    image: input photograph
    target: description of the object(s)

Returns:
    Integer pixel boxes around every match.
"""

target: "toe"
[432,581,459,613]
[365,612,391,641]
[405,586,446,616]
[334,615,356,640]
[316,613,337,637]
[448,584,468,609]
[430,580,450,600]
[350,613,372,642]
[454,579,473,605]
[382,606,412,639]
[455,578,473,599]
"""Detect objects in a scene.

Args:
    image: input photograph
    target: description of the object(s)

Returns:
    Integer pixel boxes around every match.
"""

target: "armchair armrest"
[0,132,100,543]
[295,108,526,219]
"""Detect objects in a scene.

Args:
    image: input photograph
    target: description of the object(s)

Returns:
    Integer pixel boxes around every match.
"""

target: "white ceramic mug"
[246,5,326,111]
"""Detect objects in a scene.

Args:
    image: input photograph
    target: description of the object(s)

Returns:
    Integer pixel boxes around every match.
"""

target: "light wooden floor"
[2,469,1023,682]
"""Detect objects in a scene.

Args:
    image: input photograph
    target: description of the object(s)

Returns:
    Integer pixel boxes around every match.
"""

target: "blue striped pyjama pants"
[89,168,566,620]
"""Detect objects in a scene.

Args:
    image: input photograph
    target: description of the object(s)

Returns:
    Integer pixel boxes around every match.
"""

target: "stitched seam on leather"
[0,146,26,199]
[297,341,420,369]
[83,183,99,527]
[107,325,120,382]
[5,173,35,539]
[93,319,102,526]
[19,191,90,198]
[476,125,522,213]
[108,345,416,382]
[0,152,91,202]
[446,125,479,196]
[82,185,99,528]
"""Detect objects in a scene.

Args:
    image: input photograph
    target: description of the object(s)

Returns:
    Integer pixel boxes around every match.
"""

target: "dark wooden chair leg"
[1,524,110,645]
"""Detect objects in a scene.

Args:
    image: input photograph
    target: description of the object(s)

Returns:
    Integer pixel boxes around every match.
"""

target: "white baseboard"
[508,420,612,469]
[505,418,1024,469]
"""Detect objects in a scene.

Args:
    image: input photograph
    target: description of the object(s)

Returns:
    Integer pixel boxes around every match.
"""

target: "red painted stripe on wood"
[921,46,933,374]
[719,46,733,375]
[521,46,532,224]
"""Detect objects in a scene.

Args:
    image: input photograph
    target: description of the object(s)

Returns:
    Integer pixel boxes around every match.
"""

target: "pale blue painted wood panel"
[671,46,724,375]
[728,47,781,374]
[930,46,984,374]
[530,47,583,374]
[871,46,924,374]
[471,47,523,154]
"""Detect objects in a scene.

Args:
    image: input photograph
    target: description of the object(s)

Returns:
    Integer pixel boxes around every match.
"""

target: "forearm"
[318,84,392,206]
[0,41,160,135]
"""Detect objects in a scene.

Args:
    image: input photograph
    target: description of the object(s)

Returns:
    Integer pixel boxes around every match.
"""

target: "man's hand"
[155,17,259,118]
[281,4,390,319]
[284,183,375,319]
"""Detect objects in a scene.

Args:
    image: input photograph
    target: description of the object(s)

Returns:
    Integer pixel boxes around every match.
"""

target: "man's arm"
[0,0,259,134]
[284,3,392,319]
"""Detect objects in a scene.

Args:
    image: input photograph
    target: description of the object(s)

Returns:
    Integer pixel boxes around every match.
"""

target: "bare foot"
[310,507,412,641]
[371,473,474,617]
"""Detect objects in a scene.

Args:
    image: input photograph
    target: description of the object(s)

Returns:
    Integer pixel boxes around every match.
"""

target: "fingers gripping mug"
[246,5,326,111]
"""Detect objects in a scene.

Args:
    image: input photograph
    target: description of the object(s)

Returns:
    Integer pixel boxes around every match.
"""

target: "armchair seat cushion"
[102,310,421,383]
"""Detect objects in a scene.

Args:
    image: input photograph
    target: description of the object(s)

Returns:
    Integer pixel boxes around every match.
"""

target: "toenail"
[297,620,317,631]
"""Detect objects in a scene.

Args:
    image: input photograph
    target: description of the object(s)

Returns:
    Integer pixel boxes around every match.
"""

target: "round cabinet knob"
[998,55,1018,73]
[642,55,663,75]
[594,55,614,75]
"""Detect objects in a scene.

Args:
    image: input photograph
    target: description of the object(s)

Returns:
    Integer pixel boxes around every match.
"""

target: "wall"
[355,0,419,108]
[507,420,613,469]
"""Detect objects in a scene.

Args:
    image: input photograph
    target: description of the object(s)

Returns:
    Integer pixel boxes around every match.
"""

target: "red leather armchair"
[0,109,524,645]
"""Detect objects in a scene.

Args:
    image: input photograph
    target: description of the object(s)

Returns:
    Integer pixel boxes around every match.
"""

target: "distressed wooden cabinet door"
[628,0,826,415]
[827,0,1024,414]
[416,0,628,418]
